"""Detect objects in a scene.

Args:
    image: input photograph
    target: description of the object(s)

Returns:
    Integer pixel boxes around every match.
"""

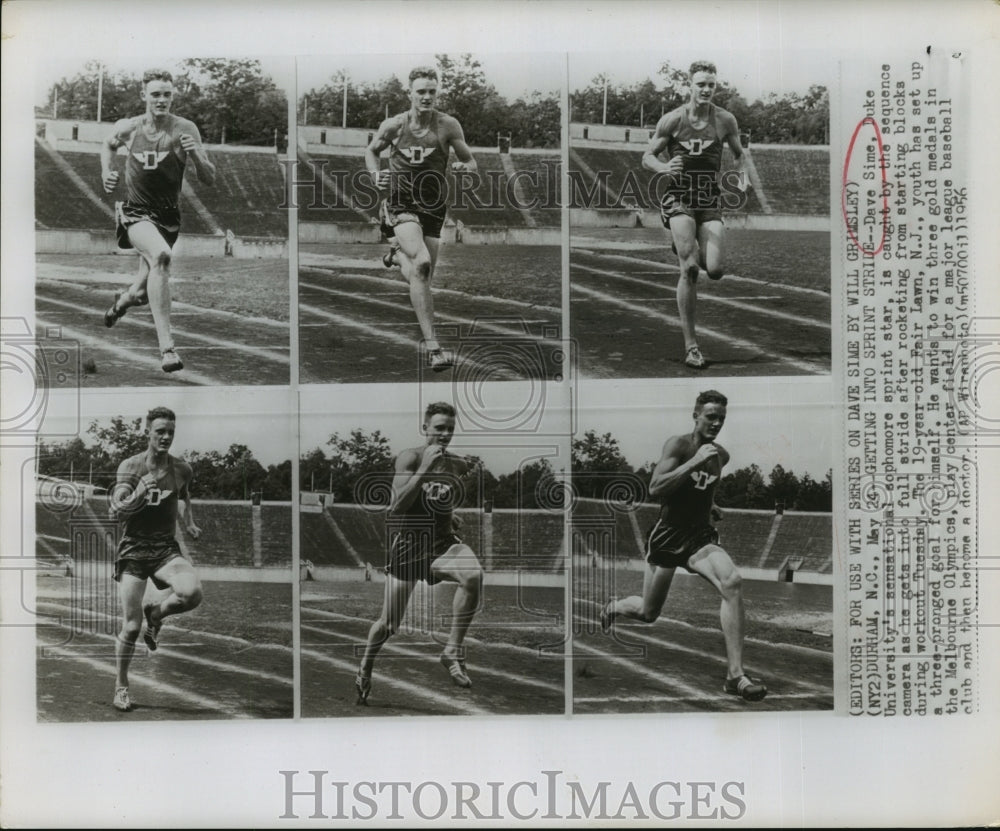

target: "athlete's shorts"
[660,190,724,227]
[379,200,446,240]
[645,520,719,572]
[385,526,461,584]
[115,201,181,250]
[113,538,184,588]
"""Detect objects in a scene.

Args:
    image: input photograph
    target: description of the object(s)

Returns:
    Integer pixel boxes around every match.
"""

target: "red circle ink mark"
[842,117,888,255]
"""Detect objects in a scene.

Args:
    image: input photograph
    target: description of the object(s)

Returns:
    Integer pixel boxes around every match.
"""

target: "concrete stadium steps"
[35,497,291,569]
[35,145,113,229]
[766,512,834,573]
[259,505,293,567]
[200,150,287,237]
[36,145,287,237]
[569,145,833,215]
[749,147,830,215]
[296,149,377,224]
[299,504,566,572]
[509,152,561,227]
[572,499,832,575]
[295,149,560,229]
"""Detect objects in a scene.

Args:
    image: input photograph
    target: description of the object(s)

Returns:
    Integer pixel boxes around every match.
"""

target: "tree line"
[572,60,829,145]
[299,53,560,149]
[301,429,563,511]
[37,418,292,501]
[40,59,288,149]
[572,429,832,512]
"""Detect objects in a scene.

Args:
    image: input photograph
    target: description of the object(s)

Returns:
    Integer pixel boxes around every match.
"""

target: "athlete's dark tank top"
[660,451,722,527]
[125,122,186,209]
[665,104,726,178]
[118,454,182,541]
[388,111,450,214]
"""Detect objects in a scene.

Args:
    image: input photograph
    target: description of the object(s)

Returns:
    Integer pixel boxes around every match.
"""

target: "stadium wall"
[568,208,829,232]
[298,221,559,246]
[35,229,287,258]
[303,564,562,588]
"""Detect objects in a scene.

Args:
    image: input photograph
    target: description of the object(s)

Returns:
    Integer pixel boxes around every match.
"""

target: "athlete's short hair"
[142,69,174,86]
[688,60,717,77]
[409,66,439,85]
[146,406,177,426]
[694,390,727,412]
[424,401,456,422]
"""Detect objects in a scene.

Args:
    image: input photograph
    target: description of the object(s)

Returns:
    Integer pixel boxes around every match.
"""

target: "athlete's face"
[147,418,176,454]
[142,80,174,117]
[423,413,455,448]
[689,72,717,105]
[693,402,726,442]
[410,78,438,113]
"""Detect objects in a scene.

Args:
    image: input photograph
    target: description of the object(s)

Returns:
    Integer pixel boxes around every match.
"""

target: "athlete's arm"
[641,112,684,177]
[709,445,730,520]
[389,446,445,513]
[444,117,477,174]
[647,436,720,498]
[721,111,749,189]
[178,462,202,538]
[100,118,136,193]
[364,118,398,189]
[177,121,216,186]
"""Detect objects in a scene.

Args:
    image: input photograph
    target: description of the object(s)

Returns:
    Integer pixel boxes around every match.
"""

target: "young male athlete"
[643,61,749,369]
[109,407,203,711]
[355,402,484,703]
[364,67,478,373]
[100,69,216,373]
[601,390,767,702]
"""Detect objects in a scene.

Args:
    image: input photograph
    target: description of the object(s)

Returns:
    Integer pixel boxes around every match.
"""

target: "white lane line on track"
[37,601,294,655]
[38,296,290,364]
[573,249,831,298]
[303,607,566,659]
[35,317,220,386]
[569,284,824,374]
[575,692,827,704]
[39,646,256,718]
[584,623,831,695]
[578,597,833,661]
[299,303,520,381]
[38,616,293,686]
[573,639,717,703]
[300,622,563,694]
[37,277,288,329]
[299,264,561,314]
[302,281,560,339]
[300,647,492,716]
[573,262,830,331]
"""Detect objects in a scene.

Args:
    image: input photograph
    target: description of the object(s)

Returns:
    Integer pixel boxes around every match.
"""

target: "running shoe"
[161,348,184,373]
[113,686,133,712]
[428,348,454,373]
[684,346,706,369]
[440,653,472,688]
[600,599,616,635]
[104,291,127,328]
[355,672,372,705]
[724,674,768,702]
[142,602,161,651]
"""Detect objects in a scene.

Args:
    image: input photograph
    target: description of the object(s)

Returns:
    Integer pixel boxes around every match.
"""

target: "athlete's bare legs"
[125,221,176,356]
[144,557,203,628]
[430,544,483,659]
[687,544,746,678]
[607,561,676,623]
[359,574,416,676]
[393,221,440,350]
[669,214,701,360]
[114,574,146,691]
[698,219,726,281]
